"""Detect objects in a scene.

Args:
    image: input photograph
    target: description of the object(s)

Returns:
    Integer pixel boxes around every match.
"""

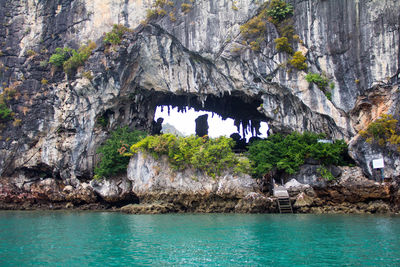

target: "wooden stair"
[277,197,293,214]
[273,185,293,214]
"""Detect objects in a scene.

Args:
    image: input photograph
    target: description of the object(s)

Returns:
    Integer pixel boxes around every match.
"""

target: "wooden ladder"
[277,197,293,214]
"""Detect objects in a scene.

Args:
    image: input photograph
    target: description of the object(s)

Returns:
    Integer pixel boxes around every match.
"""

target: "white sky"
[155,106,268,140]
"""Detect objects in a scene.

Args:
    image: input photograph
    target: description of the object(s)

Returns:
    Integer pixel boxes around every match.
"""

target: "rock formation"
[0,0,399,211]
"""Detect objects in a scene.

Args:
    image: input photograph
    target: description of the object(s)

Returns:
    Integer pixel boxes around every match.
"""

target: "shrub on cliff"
[267,0,294,24]
[359,114,400,152]
[94,127,147,180]
[63,41,96,76]
[247,132,349,178]
[127,134,251,178]
[274,37,293,54]
[49,42,96,76]
[103,24,131,45]
[0,103,12,122]
[49,47,73,67]
[305,72,329,90]
[289,51,307,70]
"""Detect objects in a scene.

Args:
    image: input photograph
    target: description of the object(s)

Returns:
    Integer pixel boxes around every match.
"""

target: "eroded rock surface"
[123,152,268,213]
[289,167,398,214]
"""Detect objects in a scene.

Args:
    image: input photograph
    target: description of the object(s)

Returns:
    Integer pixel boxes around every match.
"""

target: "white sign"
[372,158,384,169]
[317,139,334,144]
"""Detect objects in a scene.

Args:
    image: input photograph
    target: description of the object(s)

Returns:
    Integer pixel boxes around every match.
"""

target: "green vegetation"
[240,0,294,53]
[240,15,267,37]
[82,71,93,81]
[94,127,147,179]
[103,24,131,45]
[0,103,12,122]
[305,73,329,89]
[267,0,294,24]
[181,3,193,13]
[96,115,108,128]
[274,37,293,54]
[49,42,96,76]
[26,49,37,57]
[317,166,335,181]
[247,132,349,178]
[231,0,239,11]
[325,92,332,101]
[359,114,400,152]
[49,47,72,67]
[250,37,264,51]
[305,72,333,99]
[93,127,352,181]
[289,51,307,70]
[0,84,16,124]
[145,0,176,22]
[127,134,251,178]
[63,42,96,75]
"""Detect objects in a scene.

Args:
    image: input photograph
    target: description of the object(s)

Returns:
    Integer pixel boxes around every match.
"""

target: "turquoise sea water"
[0,212,399,266]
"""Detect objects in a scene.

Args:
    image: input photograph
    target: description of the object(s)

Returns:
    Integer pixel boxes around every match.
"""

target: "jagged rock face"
[0,0,398,183]
[289,166,399,214]
[123,152,273,212]
[0,176,99,210]
[90,175,136,204]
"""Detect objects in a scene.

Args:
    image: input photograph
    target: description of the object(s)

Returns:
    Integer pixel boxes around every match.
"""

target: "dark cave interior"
[149,90,268,138]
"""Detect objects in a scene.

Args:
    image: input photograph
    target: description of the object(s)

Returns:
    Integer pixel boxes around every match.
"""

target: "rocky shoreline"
[1,153,399,215]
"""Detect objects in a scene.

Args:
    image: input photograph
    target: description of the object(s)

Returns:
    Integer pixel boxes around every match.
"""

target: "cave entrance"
[155,106,269,140]
[148,90,269,142]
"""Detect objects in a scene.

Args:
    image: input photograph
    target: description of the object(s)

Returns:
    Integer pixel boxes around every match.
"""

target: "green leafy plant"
[26,49,37,57]
[49,47,73,67]
[103,24,131,45]
[128,134,251,178]
[0,103,12,122]
[305,72,329,90]
[274,37,293,54]
[267,0,294,24]
[317,166,335,181]
[49,42,96,75]
[239,0,294,53]
[359,114,400,152]
[247,132,349,178]
[325,92,332,101]
[250,37,264,51]
[94,127,147,179]
[289,51,307,70]
[63,41,96,75]
[276,18,295,39]
[240,15,267,37]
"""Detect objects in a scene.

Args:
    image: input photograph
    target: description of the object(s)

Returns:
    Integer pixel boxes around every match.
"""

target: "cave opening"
[155,106,269,140]
[148,90,269,141]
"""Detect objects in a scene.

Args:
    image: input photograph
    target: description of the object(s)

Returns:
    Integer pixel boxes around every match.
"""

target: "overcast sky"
[155,106,268,140]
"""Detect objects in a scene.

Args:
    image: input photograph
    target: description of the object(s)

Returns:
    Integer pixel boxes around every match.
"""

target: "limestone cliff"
[0,0,399,208]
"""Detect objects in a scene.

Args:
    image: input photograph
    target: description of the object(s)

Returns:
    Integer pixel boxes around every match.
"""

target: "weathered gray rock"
[293,192,314,208]
[126,151,265,212]
[127,152,259,198]
[121,203,176,214]
[90,176,136,204]
[313,166,394,203]
[286,165,328,187]
[350,134,400,179]
[235,192,277,213]
[0,175,98,209]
